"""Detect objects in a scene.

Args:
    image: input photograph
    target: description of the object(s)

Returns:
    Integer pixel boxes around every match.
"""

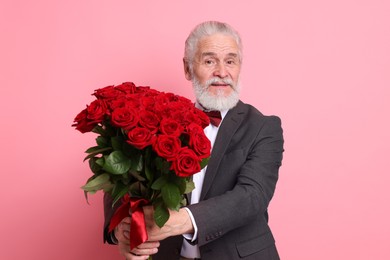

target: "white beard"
[192,76,241,111]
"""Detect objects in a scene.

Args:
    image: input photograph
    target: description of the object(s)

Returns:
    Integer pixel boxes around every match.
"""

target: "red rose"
[72,108,96,133]
[189,124,211,159]
[115,82,136,94]
[86,100,107,124]
[143,88,160,96]
[166,102,197,127]
[159,118,184,137]
[170,107,191,127]
[135,86,151,93]
[167,101,191,113]
[157,92,175,103]
[154,105,170,119]
[105,96,127,112]
[181,110,199,127]
[140,96,156,110]
[186,122,203,134]
[93,85,120,100]
[139,110,160,133]
[175,95,193,104]
[123,95,142,109]
[154,93,171,114]
[165,93,193,104]
[111,106,139,130]
[170,147,201,177]
[153,135,181,159]
[193,109,210,129]
[127,127,156,150]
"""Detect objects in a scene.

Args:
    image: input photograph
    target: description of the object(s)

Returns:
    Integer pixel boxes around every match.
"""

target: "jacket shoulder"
[234,100,282,125]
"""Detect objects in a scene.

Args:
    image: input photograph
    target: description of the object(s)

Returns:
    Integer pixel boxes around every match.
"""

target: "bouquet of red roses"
[72,82,211,249]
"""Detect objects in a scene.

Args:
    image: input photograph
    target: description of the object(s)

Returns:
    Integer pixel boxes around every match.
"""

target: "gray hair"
[184,21,243,68]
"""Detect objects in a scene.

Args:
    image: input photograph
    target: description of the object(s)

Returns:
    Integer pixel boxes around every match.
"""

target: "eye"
[205,59,215,65]
[226,59,236,65]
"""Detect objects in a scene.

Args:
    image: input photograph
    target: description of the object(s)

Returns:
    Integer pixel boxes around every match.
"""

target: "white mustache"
[205,77,234,88]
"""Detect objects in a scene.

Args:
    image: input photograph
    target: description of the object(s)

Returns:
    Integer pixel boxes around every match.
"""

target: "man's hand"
[115,217,160,259]
[143,206,194,241]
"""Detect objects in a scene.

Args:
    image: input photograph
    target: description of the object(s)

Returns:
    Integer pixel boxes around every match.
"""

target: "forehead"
[196,33,239,58]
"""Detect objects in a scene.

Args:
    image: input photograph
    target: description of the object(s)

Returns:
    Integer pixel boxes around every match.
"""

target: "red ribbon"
[108,194,149,250]
[204,110,222,127]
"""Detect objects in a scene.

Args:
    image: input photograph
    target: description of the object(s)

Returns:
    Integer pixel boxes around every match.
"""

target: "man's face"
[185,33,242,111]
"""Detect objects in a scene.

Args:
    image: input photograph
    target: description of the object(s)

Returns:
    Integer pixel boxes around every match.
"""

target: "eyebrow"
[201,52,239,58]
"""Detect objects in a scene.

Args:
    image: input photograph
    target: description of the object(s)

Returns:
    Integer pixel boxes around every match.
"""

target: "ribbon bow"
[204,110,222,127]
[108,194,149,250]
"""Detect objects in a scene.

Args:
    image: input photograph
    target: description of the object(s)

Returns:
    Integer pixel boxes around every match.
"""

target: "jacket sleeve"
[103,192,119,244]
[187,115,284,246]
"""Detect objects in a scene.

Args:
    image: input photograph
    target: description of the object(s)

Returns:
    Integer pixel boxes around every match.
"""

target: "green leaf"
[81,173,111,192]
[129,181,146,197]
[161,182,181,211]
[103,151,131,175]
[95,158,104,167]
[111,181,129,206]
[96,136,109,147]
[119,171,131,185]
[85,146,102,153]
[92,125,106,135]
[153,201,170,228]
[180,197,188,207]
[83,147,112,161]
[144,147,153,180]
[200,157,209,169]
[161,160,171,174]
[173,177,187,194]
[129,171,146,181]
[130,154,143,172]
[111,136,124,151]
[122,142,139,157]
[145,167,153,182]
[184,180,195,194]
[151,176,168,190]
[84,190,90,204]
[89,157,102,174]
[153,157,171,174]
[102,181,114,192]
[154,157,163,170]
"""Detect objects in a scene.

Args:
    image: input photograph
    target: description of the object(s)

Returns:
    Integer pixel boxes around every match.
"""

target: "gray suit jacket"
[104,100,284,260]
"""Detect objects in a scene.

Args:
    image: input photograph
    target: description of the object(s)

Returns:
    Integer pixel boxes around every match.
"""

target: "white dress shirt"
[180,109,228,258]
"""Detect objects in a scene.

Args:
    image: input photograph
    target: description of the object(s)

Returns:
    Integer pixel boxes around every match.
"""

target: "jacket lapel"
[200,101,246,200]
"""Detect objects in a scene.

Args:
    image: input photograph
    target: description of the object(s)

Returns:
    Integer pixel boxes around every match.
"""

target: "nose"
[213,63,228,78]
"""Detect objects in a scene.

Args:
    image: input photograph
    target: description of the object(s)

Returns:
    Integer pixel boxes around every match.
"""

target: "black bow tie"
[204,110,222,127]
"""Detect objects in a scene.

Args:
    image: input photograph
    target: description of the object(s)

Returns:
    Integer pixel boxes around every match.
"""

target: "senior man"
[104,21,284,260]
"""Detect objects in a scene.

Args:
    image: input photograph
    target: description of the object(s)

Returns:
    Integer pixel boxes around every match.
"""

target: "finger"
[119,221,131,231]
[115,218,131,241]
[120,246,148,260]
[131,247,158,257]
[136,241,160,249]
[123,252,150,260]
[124,252,150,260]
[116,229,130,243]
[119,246,150,260]
[119,240,159,254]
[121,216,131,224]
[131,242,159,256]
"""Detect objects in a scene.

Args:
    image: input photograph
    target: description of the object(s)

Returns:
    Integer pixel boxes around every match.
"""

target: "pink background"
[1,0,389,259]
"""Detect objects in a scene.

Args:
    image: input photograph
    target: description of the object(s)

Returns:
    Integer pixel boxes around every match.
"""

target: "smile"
[210,83,231,87]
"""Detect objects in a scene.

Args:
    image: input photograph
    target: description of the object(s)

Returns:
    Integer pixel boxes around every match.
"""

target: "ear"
[183,58,192,81]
